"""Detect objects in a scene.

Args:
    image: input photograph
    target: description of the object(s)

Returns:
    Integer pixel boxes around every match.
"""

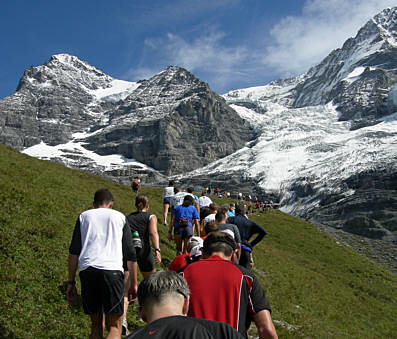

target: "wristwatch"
[155,248,161,253]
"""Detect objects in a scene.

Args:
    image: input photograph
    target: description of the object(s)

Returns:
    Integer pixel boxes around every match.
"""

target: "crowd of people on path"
[66,182,278,339]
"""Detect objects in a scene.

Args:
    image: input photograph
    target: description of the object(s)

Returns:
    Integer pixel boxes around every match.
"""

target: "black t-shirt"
[127,315,244,339]
[227,215,267,247]
[126,211,151,248]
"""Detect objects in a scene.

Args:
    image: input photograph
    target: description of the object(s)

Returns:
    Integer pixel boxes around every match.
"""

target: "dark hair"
[204,221,219,235]
[168,180,174,186]
[235,204,246,215]
[209,203,218,213]
[135,194,149,210]
[182,195,194,207]
[137,271,190,307]
[220,204,230,214]
[174,186,182,194]
[215,212,226,223]
[93,188,114,206]
[187,187,194,194]
[203,232,237,256]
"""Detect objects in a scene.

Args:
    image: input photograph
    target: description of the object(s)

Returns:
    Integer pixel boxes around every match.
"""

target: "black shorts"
[124,246,155,273]
[79,267,124,315]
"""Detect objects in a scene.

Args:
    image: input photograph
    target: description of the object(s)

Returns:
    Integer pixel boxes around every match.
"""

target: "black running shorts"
[124,246,155,273]
[79,266,124,315]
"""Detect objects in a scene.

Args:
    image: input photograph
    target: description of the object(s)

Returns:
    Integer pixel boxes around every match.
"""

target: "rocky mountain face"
[83,66,254,175]
[0,54,113,148]
[0,55,254,181]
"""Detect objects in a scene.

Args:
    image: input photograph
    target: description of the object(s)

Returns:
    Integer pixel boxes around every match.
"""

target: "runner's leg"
[89,312,104,339]
[105,314,122,339]
[163,203,169,224]
[174,234,183,255]
[122,271,130,335]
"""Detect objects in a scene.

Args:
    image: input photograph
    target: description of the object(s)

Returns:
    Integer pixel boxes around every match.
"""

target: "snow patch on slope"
[88,79,140,104]
[22,140,151,171]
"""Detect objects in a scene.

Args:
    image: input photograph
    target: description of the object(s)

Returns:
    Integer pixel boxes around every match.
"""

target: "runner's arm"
[122,220,138,301]
[148,215,161,264]
[67,218,81,304]
[194,219,200,237]
[236,242,241,260]
[193,200,200,218]
[249,222,267,247]
[127,260,138,303]
[253,310,278,339]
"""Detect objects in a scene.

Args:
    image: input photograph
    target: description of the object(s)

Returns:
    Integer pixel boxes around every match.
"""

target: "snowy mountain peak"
[146,65,204,89]
[16,54,114,94]
[49,53,108,76]
[351,7,397,49]
[373,7,397,33]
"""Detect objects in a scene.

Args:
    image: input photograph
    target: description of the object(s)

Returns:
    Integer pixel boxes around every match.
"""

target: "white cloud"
[125,66,161,82]
[124,1,395,93]
[264,0,397,76]
[126,29,252,91]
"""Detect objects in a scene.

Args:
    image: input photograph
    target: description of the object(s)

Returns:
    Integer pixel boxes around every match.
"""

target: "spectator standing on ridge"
[123,194,161,334]
[131,176,140,195]
[162,180,174,225]
[227,204,267,269]
[66,188,138,339]
[181,232,278,339]
[126,271,243,339]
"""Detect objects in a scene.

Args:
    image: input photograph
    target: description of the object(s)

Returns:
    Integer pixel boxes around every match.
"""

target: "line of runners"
[66,186,278,339]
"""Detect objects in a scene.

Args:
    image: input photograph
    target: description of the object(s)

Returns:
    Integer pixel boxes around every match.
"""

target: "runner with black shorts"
[66,188,138,339]
[125,194,161,276]
[123,195,161,334]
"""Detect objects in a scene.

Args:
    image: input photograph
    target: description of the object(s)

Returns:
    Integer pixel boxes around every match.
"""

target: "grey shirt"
[220,223,242,244]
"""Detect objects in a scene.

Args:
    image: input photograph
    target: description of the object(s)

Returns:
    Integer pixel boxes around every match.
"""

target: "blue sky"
[1,0,395,99]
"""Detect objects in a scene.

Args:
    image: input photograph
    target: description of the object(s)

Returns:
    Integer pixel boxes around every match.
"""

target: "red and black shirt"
[182,255,271,337]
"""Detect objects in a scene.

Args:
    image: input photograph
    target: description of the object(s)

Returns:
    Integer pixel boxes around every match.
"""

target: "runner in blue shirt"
[168,195,200,255]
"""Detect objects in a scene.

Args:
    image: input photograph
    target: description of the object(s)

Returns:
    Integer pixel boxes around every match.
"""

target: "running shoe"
[122,317,130,336]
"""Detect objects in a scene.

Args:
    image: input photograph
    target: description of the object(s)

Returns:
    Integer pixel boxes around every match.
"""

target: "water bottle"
[132,231,142,249]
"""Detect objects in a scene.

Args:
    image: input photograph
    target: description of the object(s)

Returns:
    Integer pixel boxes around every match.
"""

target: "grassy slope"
[0,144,396,339]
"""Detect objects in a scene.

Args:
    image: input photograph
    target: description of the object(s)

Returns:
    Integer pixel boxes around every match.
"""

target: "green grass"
[1,144,396,338]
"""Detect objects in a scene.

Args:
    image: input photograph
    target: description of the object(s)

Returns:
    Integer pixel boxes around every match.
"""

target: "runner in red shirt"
[181,232,278,339]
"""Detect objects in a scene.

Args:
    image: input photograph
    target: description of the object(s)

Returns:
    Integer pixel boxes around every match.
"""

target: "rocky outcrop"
[83,66,254,175]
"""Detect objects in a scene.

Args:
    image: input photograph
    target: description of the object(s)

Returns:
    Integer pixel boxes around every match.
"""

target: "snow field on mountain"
[88,79,140,104]
[22,140,150,171]
[186,96,397,216]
